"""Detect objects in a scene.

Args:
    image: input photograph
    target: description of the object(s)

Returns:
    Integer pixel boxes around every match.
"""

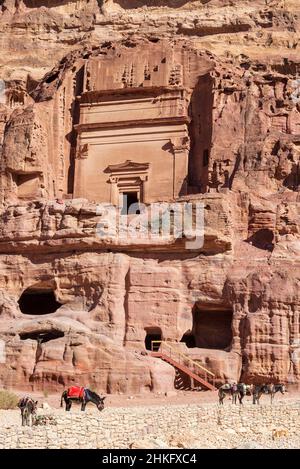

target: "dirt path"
[10,388,299,410]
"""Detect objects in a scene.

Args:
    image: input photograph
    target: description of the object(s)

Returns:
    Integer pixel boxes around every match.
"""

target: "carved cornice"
[77,86,187,104]
[74,116,190,134]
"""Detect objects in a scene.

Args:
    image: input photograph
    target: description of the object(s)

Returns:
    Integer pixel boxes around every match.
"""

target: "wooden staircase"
[150,341,216,391]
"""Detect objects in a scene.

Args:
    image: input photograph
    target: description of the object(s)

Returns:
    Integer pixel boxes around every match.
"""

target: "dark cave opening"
[111,1,193,8]
[19,330,65,343]
[180,331,196,348]
[181,306,233,350]
[18,287,62,315]
[145,327,162,351]
[246,228,274,251]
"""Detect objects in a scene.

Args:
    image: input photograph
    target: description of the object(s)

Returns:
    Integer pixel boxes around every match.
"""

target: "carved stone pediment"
[106,160,150,173]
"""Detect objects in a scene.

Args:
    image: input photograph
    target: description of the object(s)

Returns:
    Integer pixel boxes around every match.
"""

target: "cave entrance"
[18,286,62,315]
[145,327,162,351]
[180,331,196,348]
[181,306,233,350]
[20,330,64,343]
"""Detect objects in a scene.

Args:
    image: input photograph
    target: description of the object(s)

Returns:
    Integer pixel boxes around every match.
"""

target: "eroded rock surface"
[0,1,300,393]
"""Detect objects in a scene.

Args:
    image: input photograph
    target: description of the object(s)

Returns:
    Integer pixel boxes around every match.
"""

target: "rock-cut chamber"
[181,306,233,350]
[18,285,62,315]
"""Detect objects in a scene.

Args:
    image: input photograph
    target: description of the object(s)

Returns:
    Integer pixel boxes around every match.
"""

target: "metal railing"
[151,340,215,387]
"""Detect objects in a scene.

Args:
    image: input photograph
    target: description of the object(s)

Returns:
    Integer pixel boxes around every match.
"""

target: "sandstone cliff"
[0,0,300,393]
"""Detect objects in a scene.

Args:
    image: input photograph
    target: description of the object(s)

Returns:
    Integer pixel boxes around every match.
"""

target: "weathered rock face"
[0,0,300,393]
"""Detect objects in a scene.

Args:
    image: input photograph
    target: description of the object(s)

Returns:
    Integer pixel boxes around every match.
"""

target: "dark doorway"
[180,331,196,348]
[18,286,62,315]
[181,306,233,350]
[192,306,233,349]
[121,191,139,215]
[145,327,162,351]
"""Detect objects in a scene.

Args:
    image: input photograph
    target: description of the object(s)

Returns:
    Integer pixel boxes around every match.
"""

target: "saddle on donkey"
[61,386,105,412]
[67,386,86,399]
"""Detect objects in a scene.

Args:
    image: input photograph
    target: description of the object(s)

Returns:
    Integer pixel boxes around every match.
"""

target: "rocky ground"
[0,390,299,448]
[7,387,298,408]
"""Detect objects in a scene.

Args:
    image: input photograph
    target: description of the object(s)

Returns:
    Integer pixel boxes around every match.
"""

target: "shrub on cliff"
[0,390,19,409]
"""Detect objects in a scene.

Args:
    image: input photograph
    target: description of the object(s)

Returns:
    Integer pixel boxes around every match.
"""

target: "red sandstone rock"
[0,1,300,393]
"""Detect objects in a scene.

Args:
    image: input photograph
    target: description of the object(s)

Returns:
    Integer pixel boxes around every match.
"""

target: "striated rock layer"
[0,0,300,393]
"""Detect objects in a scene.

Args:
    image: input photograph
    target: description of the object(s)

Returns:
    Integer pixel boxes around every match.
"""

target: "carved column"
[108,176,120,206]
[140,174,149,203]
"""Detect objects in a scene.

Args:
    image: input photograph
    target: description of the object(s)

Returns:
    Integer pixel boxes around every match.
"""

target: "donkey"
[219,383,252,405]
[60,386,106,412]
[232,383,246,405]
[234,383,254,404]
[253,384,286,404]
[18,397,38,426]
[218,383,238,405]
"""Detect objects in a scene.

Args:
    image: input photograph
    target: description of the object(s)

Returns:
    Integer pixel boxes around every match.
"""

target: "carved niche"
[105,160,150,206]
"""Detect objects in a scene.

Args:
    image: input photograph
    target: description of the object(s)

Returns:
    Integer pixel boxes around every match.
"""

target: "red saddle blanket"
[67,386,85,399]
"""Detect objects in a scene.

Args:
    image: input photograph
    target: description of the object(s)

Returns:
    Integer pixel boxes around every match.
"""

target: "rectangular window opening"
[121,191,139,215]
